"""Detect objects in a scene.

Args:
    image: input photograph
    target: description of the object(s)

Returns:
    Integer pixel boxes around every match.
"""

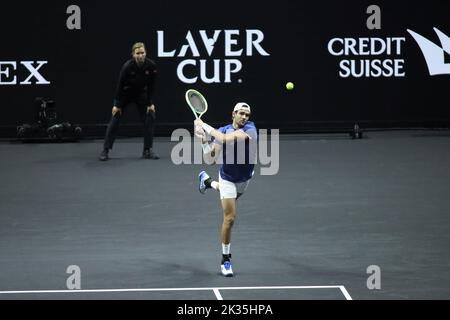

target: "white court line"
[0,285,352,300]
[212,288,223,300]
[339,285,353,300]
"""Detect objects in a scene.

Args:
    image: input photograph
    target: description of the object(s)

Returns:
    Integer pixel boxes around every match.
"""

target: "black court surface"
[0,131,449,300]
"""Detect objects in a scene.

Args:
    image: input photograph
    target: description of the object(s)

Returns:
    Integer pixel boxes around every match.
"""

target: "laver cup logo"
[157,30,270,84]
[407,27,450,76]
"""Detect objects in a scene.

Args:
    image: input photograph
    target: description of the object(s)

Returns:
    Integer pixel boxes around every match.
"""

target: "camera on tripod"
[17,97,82,141]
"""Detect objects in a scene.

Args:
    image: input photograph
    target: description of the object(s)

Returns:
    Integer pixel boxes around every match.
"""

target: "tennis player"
[194,102,257,277]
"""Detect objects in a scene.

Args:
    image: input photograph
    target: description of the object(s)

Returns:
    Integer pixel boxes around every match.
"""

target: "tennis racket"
[185,89,208,119]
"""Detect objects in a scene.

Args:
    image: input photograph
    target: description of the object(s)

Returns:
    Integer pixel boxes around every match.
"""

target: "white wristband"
[201,123,214,135]
[201,142,214,154]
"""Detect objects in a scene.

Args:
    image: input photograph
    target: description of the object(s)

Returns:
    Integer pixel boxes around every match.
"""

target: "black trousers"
[103,98,155,150]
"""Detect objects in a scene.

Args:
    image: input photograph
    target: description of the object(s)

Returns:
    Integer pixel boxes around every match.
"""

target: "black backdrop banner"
[1,0,449,137]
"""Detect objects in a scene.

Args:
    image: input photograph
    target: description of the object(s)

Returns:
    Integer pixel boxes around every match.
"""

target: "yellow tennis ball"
[286,82,294,90]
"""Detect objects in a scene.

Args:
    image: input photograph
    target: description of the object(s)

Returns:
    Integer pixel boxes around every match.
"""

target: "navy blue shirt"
[214,121,258,183]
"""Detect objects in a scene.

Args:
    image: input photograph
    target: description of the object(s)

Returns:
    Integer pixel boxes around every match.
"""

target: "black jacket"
[113,58,157,107]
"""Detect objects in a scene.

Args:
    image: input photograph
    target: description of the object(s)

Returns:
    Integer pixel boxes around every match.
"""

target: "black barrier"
[0,0,449,138]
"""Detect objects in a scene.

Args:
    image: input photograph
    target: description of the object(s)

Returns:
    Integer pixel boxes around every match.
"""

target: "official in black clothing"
[99,42,159,161]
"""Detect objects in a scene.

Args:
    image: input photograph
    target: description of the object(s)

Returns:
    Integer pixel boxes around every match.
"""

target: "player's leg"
[220,198,236,246]
[99,106,123,161]
[218,178,250,276]
[218,177,239,277]
[220,197,236,277]
[198,171,219,194]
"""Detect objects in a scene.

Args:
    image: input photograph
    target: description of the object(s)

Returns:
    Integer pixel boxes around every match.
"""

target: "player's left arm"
[195,119,251,143]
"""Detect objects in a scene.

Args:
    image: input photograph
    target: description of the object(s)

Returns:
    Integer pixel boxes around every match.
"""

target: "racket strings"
[188,93,206,113]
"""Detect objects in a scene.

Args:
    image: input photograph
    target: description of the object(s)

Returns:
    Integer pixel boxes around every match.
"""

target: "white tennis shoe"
[221,260,234,277]
[198,171,210,194]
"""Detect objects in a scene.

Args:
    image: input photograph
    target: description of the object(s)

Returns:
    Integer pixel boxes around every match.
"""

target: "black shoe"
[99,149,109,161]
[143,148,160,159]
